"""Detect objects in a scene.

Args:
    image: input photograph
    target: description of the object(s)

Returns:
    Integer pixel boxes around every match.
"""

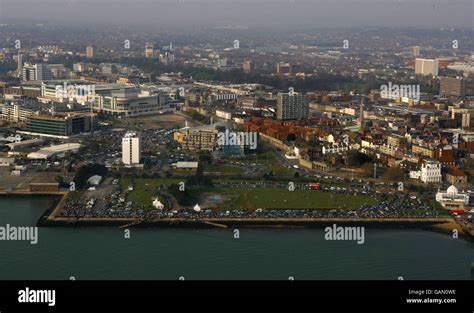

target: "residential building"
[415,58,438,76]
[440,77,466,97]
[412,144,437,158]
[412,46,420,57]
[243,61,252,74]
[145,44,155,58]
[409,160,442,183]
[276,62,292,75]
[86,45,94,58]
[445,167,468,186]
[276,92,309,120]
[122,132,142,165]
[173,123,229,151]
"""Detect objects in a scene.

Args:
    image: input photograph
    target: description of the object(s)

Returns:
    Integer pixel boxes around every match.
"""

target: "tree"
[186,163,213,187]
[168,184,196,206]
[346,151,373,166]
[307,135,320,147]
[361,163,374,178]
[263,171,274,180]
[382,166,405,182]
[287,133,297,142]
[73,164,107,189]
[198,152,212,163]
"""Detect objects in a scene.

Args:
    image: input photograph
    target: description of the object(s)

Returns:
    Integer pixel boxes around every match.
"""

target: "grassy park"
[118,178,378,210]
[120,178,181,208]
[216,188,377,210]
[202,163,246,174]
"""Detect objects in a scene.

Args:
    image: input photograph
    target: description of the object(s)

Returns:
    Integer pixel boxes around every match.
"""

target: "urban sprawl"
[0,25,473,234]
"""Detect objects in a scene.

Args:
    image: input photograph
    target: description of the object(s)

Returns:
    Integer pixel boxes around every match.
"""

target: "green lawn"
[233,152,278,165]
[203,163,245,174]
[117,177,379,210]
[120,178,182,208]
[264,164,294,175]
[210,188,378,210]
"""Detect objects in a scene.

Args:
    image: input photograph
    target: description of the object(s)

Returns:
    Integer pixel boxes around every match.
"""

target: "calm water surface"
[1,197,473,280]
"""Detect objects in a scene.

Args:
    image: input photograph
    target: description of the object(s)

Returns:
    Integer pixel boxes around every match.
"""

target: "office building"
[21,64,35,81]
[359,97,365,128]
[276,62,293,75]
[159,51,175,65]
[24,112,95,138]
[122,132,142,165]
[437,58,451,69]
[73,63,89,72]
[41,81,96,105]
[411,46,420,57]
[276,92,309,120]
[173,123,231,151]
[48,64,67,79]
[3,85,41,99]
[415,58,438,76]
[145,43,155,58]
[93,88,174,116]
[17,52,23,76]
[1,104,34,123]
[22,63,53,81]
[243,61,252,74]
[86,45,94,58]
[440,77,466,97]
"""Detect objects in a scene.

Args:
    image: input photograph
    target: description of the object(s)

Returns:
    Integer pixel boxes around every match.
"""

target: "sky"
[0,0,472,29]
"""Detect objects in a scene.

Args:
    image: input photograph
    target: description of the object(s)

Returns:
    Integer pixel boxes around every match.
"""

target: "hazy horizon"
[0,0,472,30]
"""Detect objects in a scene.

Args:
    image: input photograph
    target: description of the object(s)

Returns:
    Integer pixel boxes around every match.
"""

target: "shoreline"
[38,215,456,228]
[2,193,473,241]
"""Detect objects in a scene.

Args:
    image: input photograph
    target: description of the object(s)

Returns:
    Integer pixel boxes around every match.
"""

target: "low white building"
[153,198,164,210]
[87,175,102,185]
[172,161,198,170]
[322,143,359,155]
[27,143,81,159]
[285,147,301,159]
[409,161,441,183]
[215,110,232,120]
[435,185,469,209]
